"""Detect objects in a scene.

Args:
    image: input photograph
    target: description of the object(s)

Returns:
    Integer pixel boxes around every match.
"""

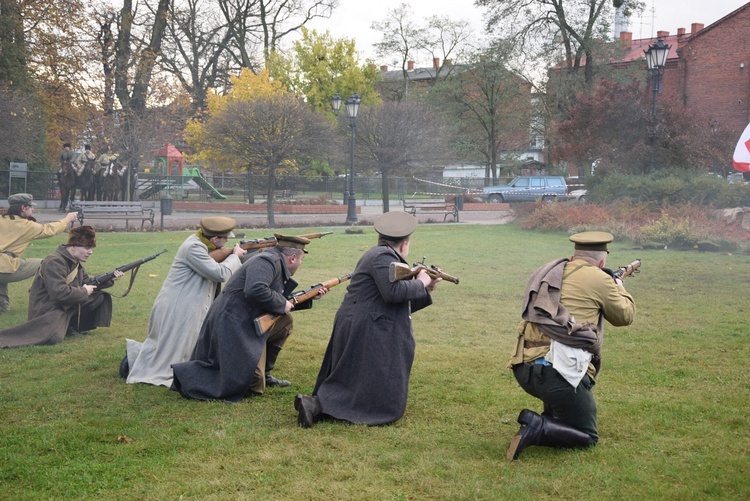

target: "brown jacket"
[509,258,636,378]
[0,245,113,348]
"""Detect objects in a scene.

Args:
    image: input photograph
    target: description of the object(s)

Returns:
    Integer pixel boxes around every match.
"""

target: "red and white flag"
[733,122,750,173]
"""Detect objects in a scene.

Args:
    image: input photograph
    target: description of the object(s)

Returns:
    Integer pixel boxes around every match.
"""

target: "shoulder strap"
[65,264,80,285]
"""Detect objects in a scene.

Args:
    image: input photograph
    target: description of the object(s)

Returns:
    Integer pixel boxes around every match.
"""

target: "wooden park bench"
[401,198,459,222]
[72,201,155,230]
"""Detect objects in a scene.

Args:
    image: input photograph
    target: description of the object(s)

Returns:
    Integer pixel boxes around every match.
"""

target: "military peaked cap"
[569,231,613,252]
[199,217,236,238]
[374,211,417,240]
[274,233,310,253]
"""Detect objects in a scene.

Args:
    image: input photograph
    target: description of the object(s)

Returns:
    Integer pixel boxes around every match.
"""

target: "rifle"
[209,232,334,262]
[613,258,641,280]
[86,249,167,296]
[389,257,460,284]
[253,273,352,337]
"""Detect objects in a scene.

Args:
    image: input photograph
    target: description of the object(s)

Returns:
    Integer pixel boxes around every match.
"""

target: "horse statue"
[58,157,77,212]
[76,157,97,202]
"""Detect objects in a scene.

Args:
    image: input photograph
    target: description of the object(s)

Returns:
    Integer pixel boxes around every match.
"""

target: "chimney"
[444,59,452,66]
[433,57,440,69]
[619,31,632,44]
[657,30,670,38]
[691,23,704,35]
[380,65,388,72]
[677,27,687,41]
[407,60,414,70]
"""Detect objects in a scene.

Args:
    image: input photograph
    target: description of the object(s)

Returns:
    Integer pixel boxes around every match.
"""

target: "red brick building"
[615,2,750,139]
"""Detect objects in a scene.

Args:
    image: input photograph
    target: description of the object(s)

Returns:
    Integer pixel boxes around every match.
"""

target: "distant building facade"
[614,2,750,142]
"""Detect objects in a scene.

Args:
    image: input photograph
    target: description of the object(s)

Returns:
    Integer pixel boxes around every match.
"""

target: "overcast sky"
[306,0,747,65]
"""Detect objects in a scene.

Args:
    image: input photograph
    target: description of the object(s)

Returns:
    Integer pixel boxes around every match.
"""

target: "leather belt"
[524,339,550,349]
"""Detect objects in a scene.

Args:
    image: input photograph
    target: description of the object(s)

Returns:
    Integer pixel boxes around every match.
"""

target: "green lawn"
[1,224,748,499]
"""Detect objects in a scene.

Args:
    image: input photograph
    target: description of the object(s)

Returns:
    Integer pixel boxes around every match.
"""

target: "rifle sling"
[112,265,140,298]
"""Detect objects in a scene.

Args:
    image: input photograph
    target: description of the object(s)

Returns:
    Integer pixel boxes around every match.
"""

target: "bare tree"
[477,0,643,84]
[431,42,533,185]
[110,0,170,171]
[217,0,337,71]
[199,94,333,226]
[160,0,235,113]
[353,101,445,212]
[373,4,475,101]
[372,4,426,100]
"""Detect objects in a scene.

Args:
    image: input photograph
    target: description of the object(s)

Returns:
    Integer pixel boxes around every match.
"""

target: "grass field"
[1,224,748,499]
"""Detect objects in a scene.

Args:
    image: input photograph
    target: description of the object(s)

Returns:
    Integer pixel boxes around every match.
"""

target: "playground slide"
[188,168,227,200]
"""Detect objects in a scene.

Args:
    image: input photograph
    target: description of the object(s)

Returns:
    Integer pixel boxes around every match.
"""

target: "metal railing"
[1,169,489,205]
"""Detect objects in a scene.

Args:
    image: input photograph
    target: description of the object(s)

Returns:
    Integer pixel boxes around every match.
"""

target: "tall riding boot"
[265,344,290,387]
[537,415,594,449]
[507,409,593,460]
[507,409,545,460]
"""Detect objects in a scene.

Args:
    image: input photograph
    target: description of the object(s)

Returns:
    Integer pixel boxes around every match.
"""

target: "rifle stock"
[253,273,352,337]
[86,249,167,288]
[209,232,333,262]
[389,262,460,284]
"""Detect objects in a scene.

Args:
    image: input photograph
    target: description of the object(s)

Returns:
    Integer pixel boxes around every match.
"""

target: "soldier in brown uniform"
[506,231,636,460]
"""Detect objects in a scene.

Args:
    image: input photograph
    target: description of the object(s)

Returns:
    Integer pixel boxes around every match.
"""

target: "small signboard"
[9,162,27,178]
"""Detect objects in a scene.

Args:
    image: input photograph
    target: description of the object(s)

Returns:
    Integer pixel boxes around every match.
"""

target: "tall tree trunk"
[266,168,276,227]
[381,174,391,213]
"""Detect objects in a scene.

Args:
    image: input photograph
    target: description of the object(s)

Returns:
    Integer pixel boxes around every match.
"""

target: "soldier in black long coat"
[295,212,441,427]
[171,235,322,402]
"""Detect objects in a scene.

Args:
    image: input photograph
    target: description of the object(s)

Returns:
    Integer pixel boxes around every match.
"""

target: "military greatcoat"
[171,247,300,402]
[313,243,432,426]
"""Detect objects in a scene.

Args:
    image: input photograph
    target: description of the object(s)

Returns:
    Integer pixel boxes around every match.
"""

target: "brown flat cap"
[374,211,417,240]
[199,216,236,238]
[570,231,613,252]
[8,193,37,206]
[274,233,310,253]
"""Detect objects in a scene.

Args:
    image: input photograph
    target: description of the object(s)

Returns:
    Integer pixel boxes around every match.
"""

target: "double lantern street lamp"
[644,37,671,174]
[331,92,361,224]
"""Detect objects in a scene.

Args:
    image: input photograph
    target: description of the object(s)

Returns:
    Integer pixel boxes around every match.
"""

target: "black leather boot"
[537,415,594,449]
[294,394,321,428]
[265,344,290,387]
[507,409,544,460]
[119,354,129,379]
[507,409,593,460]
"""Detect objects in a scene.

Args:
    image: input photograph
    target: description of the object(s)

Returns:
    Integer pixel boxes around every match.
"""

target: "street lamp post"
[331,92,361,224]
[644,38,671,174]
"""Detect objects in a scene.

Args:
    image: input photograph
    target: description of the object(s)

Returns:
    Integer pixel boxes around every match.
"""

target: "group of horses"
[58,156,137,212]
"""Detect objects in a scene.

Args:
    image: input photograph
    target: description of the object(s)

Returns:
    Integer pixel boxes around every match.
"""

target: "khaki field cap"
[274,233,311,253]
[569,231,614,252]
[374,211,417,240]
[8,193,37,207]
[199,217,236,238]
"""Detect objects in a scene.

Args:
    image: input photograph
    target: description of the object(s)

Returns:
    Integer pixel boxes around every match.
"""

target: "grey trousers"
[0,258,43,311]
[512,362,599,443]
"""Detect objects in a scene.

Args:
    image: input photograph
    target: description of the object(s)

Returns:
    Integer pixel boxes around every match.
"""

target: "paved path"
[32,203,512,231]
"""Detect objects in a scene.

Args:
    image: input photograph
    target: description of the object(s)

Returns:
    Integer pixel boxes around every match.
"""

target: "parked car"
[569,188,587,202]
[479,176,569,203]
